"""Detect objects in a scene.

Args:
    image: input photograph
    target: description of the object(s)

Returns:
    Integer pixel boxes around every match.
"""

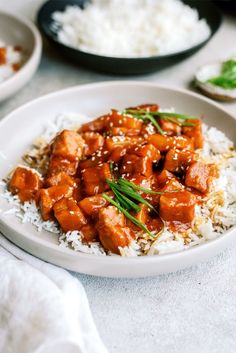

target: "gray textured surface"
[0,1,236,352]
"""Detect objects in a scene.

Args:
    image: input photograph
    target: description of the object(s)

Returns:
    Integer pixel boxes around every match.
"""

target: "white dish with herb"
[0,82,235,277]
[195,59,236,101]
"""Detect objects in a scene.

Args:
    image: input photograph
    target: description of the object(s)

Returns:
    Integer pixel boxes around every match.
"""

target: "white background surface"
[0,1,236,352]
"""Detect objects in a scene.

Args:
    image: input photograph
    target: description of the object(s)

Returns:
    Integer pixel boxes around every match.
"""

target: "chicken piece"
[128,143,160,160]
[105,136,143,152]
[97,206,133,254]
[127,175,154,192]
[82,132,104,156]
[120,144,161,177]
[147,217,164,234]
[128,103,159,112]
[45,172,76,187]
[108,110,143,132]
[53,197,87,232]
[182,119,203,149]
[9,166,42,203]
[37,185,73,221]
[148,134,193,152]
[48,156,78,176]
[110,127,140,136]
[108,146,127,163]
[126,204,162,234]
[185,162,215,193]
[164,148,197,173]
[79,191,113,217]
[121,154,153,177]
[159,191,196,223]
[78,150,107,169]
[45,171,82,201]
[159,118,181,136]
[155,169,176,188]
[80,223,98,242]
[79,115,109,133]
[150,172,183,206]
[72,182,83,202]
[82,163,112,196]
[161,178,183,193]
[0,47,7,65]
[52,130,84,161]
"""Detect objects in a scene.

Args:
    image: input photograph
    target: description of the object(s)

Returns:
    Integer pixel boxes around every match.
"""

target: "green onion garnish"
[207,59,236,89]
[119,109,197,134]
[102,193,154,238]
[118,178,163,195]
[103,177,166,238]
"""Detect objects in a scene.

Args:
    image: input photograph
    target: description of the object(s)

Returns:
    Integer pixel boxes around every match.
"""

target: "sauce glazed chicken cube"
[182,119,203,149]
[52,130,84,161]
[148,134,193,152]
[185,162,217,193]
[164,148,197,173]
[80,223,98,242]
[107,110,143,134]
[159,190,196,223]
[53,197,87,233]
[82,162,112,196]
[48,156,79,176]
[120,144,161,177]
[79,115,109,133]
[9,166,42,203]
[82,132,104,157]
[45,172,77,187]
[159,118,181,136]
[78,191,113,217]
[37,185,73,221]
[97,206,134,254]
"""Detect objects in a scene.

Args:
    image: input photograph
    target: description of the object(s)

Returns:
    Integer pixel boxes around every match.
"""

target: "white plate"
[0,11,42,102]
[0,82,235,278]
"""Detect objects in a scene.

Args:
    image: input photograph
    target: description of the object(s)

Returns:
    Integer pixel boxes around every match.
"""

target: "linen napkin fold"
[0,234,108,353]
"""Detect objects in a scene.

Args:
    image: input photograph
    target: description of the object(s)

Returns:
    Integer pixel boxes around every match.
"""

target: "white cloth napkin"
[0,234,108,353]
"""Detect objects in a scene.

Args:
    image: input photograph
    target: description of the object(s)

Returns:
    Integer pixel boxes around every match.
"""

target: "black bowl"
[37,0,222,75]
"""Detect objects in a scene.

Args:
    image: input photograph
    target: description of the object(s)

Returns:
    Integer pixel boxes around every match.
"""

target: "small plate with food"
[37,0,222,74]
[0,11,42,102]
[0,82,235,277]
[195,58,236,101]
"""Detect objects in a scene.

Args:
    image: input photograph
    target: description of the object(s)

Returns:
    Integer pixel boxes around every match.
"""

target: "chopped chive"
[118,178,163,195]
[123,109,198,120]
[102,193,154,238]
[160,116,195,127]
[117,185,157,213]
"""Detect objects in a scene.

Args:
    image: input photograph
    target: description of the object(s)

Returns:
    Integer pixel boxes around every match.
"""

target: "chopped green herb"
[207,59,236,89]
[119,109,197,134]
[102,193,154,238]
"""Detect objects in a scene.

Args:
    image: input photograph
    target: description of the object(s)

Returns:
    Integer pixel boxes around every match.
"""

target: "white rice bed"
[1,115,236,257]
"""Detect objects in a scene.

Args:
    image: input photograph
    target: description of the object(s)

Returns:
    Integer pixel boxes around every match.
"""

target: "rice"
[0,41,25,83]
[51,0,210,58]
[1,113,236,257]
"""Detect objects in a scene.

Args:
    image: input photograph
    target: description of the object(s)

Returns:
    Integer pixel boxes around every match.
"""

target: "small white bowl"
[0,11,42,102]
[195,61,236,101]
